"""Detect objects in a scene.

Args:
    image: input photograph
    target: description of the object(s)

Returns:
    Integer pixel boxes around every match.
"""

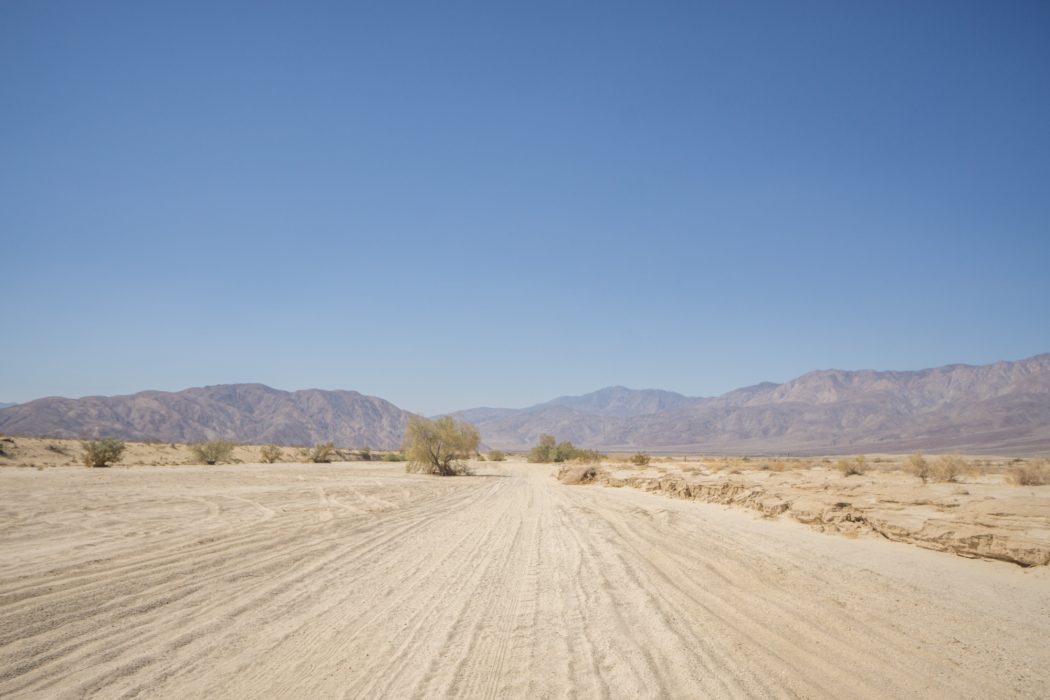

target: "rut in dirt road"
[0,461,1047,698]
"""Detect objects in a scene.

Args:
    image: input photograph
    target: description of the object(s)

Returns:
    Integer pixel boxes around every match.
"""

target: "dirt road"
[1,461,1047,698]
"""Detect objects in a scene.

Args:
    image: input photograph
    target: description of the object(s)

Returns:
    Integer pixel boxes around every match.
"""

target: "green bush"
[81,438,125,468]
[528,434,593,463]
[381,451,405,462]
[630,452,651,466]
[528,434,557,463]
[259,445,282,463]
[487,450,506,462]
[191,440,236,465]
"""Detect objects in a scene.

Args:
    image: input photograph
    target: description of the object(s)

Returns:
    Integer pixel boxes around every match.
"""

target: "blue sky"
[2,1,1048,415]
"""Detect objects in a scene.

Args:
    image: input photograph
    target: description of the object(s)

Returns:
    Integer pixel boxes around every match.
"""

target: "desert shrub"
[756,459,792,472]
[930,454,966,483]
[81,438,125,468]
[528,434,557,463]
[260,445,282,463]
[1007,461,1050,486]
[307,442,336,463]
[837,455,867,476]
[357,447,372,461]
[554,441,580,462]
[403,416,480,476]
[557,464,598,485]
[906,452,930,483]
[191,440,236,465]
[630,452,651,466]
[575,449,605,464]
[487,449,506,462]
[382,451,405,462]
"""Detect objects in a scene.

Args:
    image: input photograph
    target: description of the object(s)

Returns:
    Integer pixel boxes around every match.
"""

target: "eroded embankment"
[578,467,1050,567]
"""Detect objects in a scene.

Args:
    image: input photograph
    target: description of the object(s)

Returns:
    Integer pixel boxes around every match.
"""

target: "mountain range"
[0,384,412,449]
[456,354,1050,454]
[1,354,1049,454]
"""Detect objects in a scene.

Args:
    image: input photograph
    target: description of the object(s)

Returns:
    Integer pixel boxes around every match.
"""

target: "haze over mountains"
[1,354,1049,454]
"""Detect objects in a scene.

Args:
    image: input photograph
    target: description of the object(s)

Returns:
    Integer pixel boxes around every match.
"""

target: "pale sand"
[1,460,1048,698]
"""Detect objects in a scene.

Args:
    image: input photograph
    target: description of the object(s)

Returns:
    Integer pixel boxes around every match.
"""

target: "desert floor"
[1,460,1048,698]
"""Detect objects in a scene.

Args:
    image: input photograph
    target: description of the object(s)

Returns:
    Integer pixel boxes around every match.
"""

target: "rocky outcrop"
[587,466,1050,567]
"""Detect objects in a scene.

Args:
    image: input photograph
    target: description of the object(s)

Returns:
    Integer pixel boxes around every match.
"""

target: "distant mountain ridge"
[0,384,413,449]
[454,354,1050,454]
[3,354,1049,454]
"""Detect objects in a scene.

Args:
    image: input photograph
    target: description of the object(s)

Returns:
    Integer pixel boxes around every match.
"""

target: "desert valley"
[6,2,1049,696]
[1,354,1050,697]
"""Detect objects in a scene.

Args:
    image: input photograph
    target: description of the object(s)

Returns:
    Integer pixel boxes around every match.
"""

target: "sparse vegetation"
[190,440,236,465]
[630,452,651,466]
[307,442,337,463]
[528,434,557,463]
[1007,460,1050,486]
[81,438,125,468]
[403,416,480,476]
[357,447,372,461]
[527,434,602,463]
[260,445,282,463]
[487,449,506,462]
[930,454,965,483]
[575,448,605,464]
[837,455,868,476]
[906,452,930,483]
[382,451,405,462]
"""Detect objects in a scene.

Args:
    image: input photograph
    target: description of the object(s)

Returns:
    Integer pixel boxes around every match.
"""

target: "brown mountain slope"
[458,354,1050,454]
[0,384,413,449]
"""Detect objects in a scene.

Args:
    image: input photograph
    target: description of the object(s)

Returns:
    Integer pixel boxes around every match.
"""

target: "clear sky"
[2,1,1049,415]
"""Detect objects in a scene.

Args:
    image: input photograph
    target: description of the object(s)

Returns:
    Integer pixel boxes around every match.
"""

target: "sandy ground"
[1,460,1049,698]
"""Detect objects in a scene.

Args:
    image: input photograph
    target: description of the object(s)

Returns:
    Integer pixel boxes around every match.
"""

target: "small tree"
[308,442,336,463]
[81,438,125,468]
[403,416,480,476]
[191,440,236,465]
[528,434,557,463]
[260,445,282,463]
[554,441,579,462]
